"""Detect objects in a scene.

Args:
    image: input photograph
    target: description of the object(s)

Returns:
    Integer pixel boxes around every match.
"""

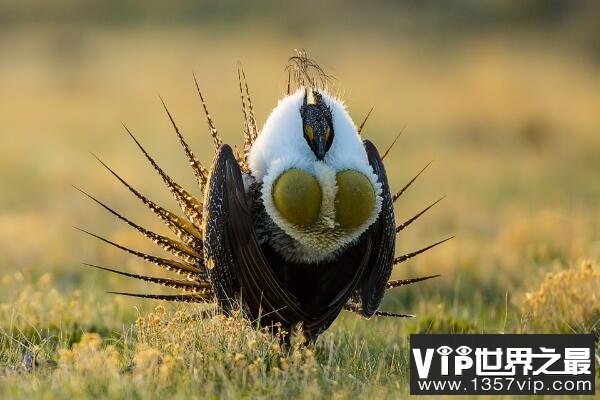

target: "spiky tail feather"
[393,237,454,265]
[83,263,211,293]
[396,196,445,233]
[122,124,204,227]
[193,73,222,148]
[357,107,373,135]
[386,274,440,290]
[91,153,203,249]
[159,96,209,189]
[74,227,203,278]
[73,185,202,265]
[343,304,414,318]
[108,292,211,303]
[392,161,432,203]
[381,128,404,160]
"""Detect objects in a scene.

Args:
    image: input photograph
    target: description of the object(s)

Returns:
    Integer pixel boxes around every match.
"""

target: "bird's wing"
[359,140,397,316]
[203,145,308,327]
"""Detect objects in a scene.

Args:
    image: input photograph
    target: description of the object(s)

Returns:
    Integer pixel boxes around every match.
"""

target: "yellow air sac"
[335,170,375,229]
[273,169,322,226]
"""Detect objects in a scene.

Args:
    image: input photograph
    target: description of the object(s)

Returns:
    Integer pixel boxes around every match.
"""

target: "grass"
[0,261,598,398]
[0,15,600,399]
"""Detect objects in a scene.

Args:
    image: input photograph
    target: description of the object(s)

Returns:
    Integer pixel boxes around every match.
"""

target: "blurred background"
[0,1,599,331]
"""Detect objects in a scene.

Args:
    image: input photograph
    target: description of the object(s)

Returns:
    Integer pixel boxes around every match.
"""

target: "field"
[0,2,599,398]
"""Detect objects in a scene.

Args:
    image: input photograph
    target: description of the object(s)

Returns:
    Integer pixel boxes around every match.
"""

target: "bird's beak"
[314,134,327,160]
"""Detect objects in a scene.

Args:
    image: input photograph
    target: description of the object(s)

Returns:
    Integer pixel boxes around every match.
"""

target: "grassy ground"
[1,6,600,398]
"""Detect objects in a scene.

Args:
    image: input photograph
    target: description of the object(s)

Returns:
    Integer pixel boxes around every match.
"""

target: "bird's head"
[300,88,334,160]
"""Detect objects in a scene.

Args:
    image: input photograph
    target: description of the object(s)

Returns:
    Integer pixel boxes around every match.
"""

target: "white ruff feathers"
[248,88,382,263]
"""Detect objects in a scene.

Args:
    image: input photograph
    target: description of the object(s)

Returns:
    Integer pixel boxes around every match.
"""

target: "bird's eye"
[304,124,314,141]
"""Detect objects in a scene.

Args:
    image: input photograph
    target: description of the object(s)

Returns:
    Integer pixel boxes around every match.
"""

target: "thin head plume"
[386,274,441,290]
[396,196,445,233]
[192,72,222,148]
[392,160,433,203]
[158,94,209,189]
[286,69,291,95]
[89,152,203,249]
[393,236,454,265]
[121,123,204,227]
[73,226,203,276]
[357,107,374,135]
[381,126,405,160]
[83,263,211,292]
[285,49,334,91]
[107,291,212,303]
[72,185,202,265]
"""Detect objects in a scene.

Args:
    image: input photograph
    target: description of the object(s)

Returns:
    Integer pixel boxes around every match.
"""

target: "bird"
[76,52,451,341]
